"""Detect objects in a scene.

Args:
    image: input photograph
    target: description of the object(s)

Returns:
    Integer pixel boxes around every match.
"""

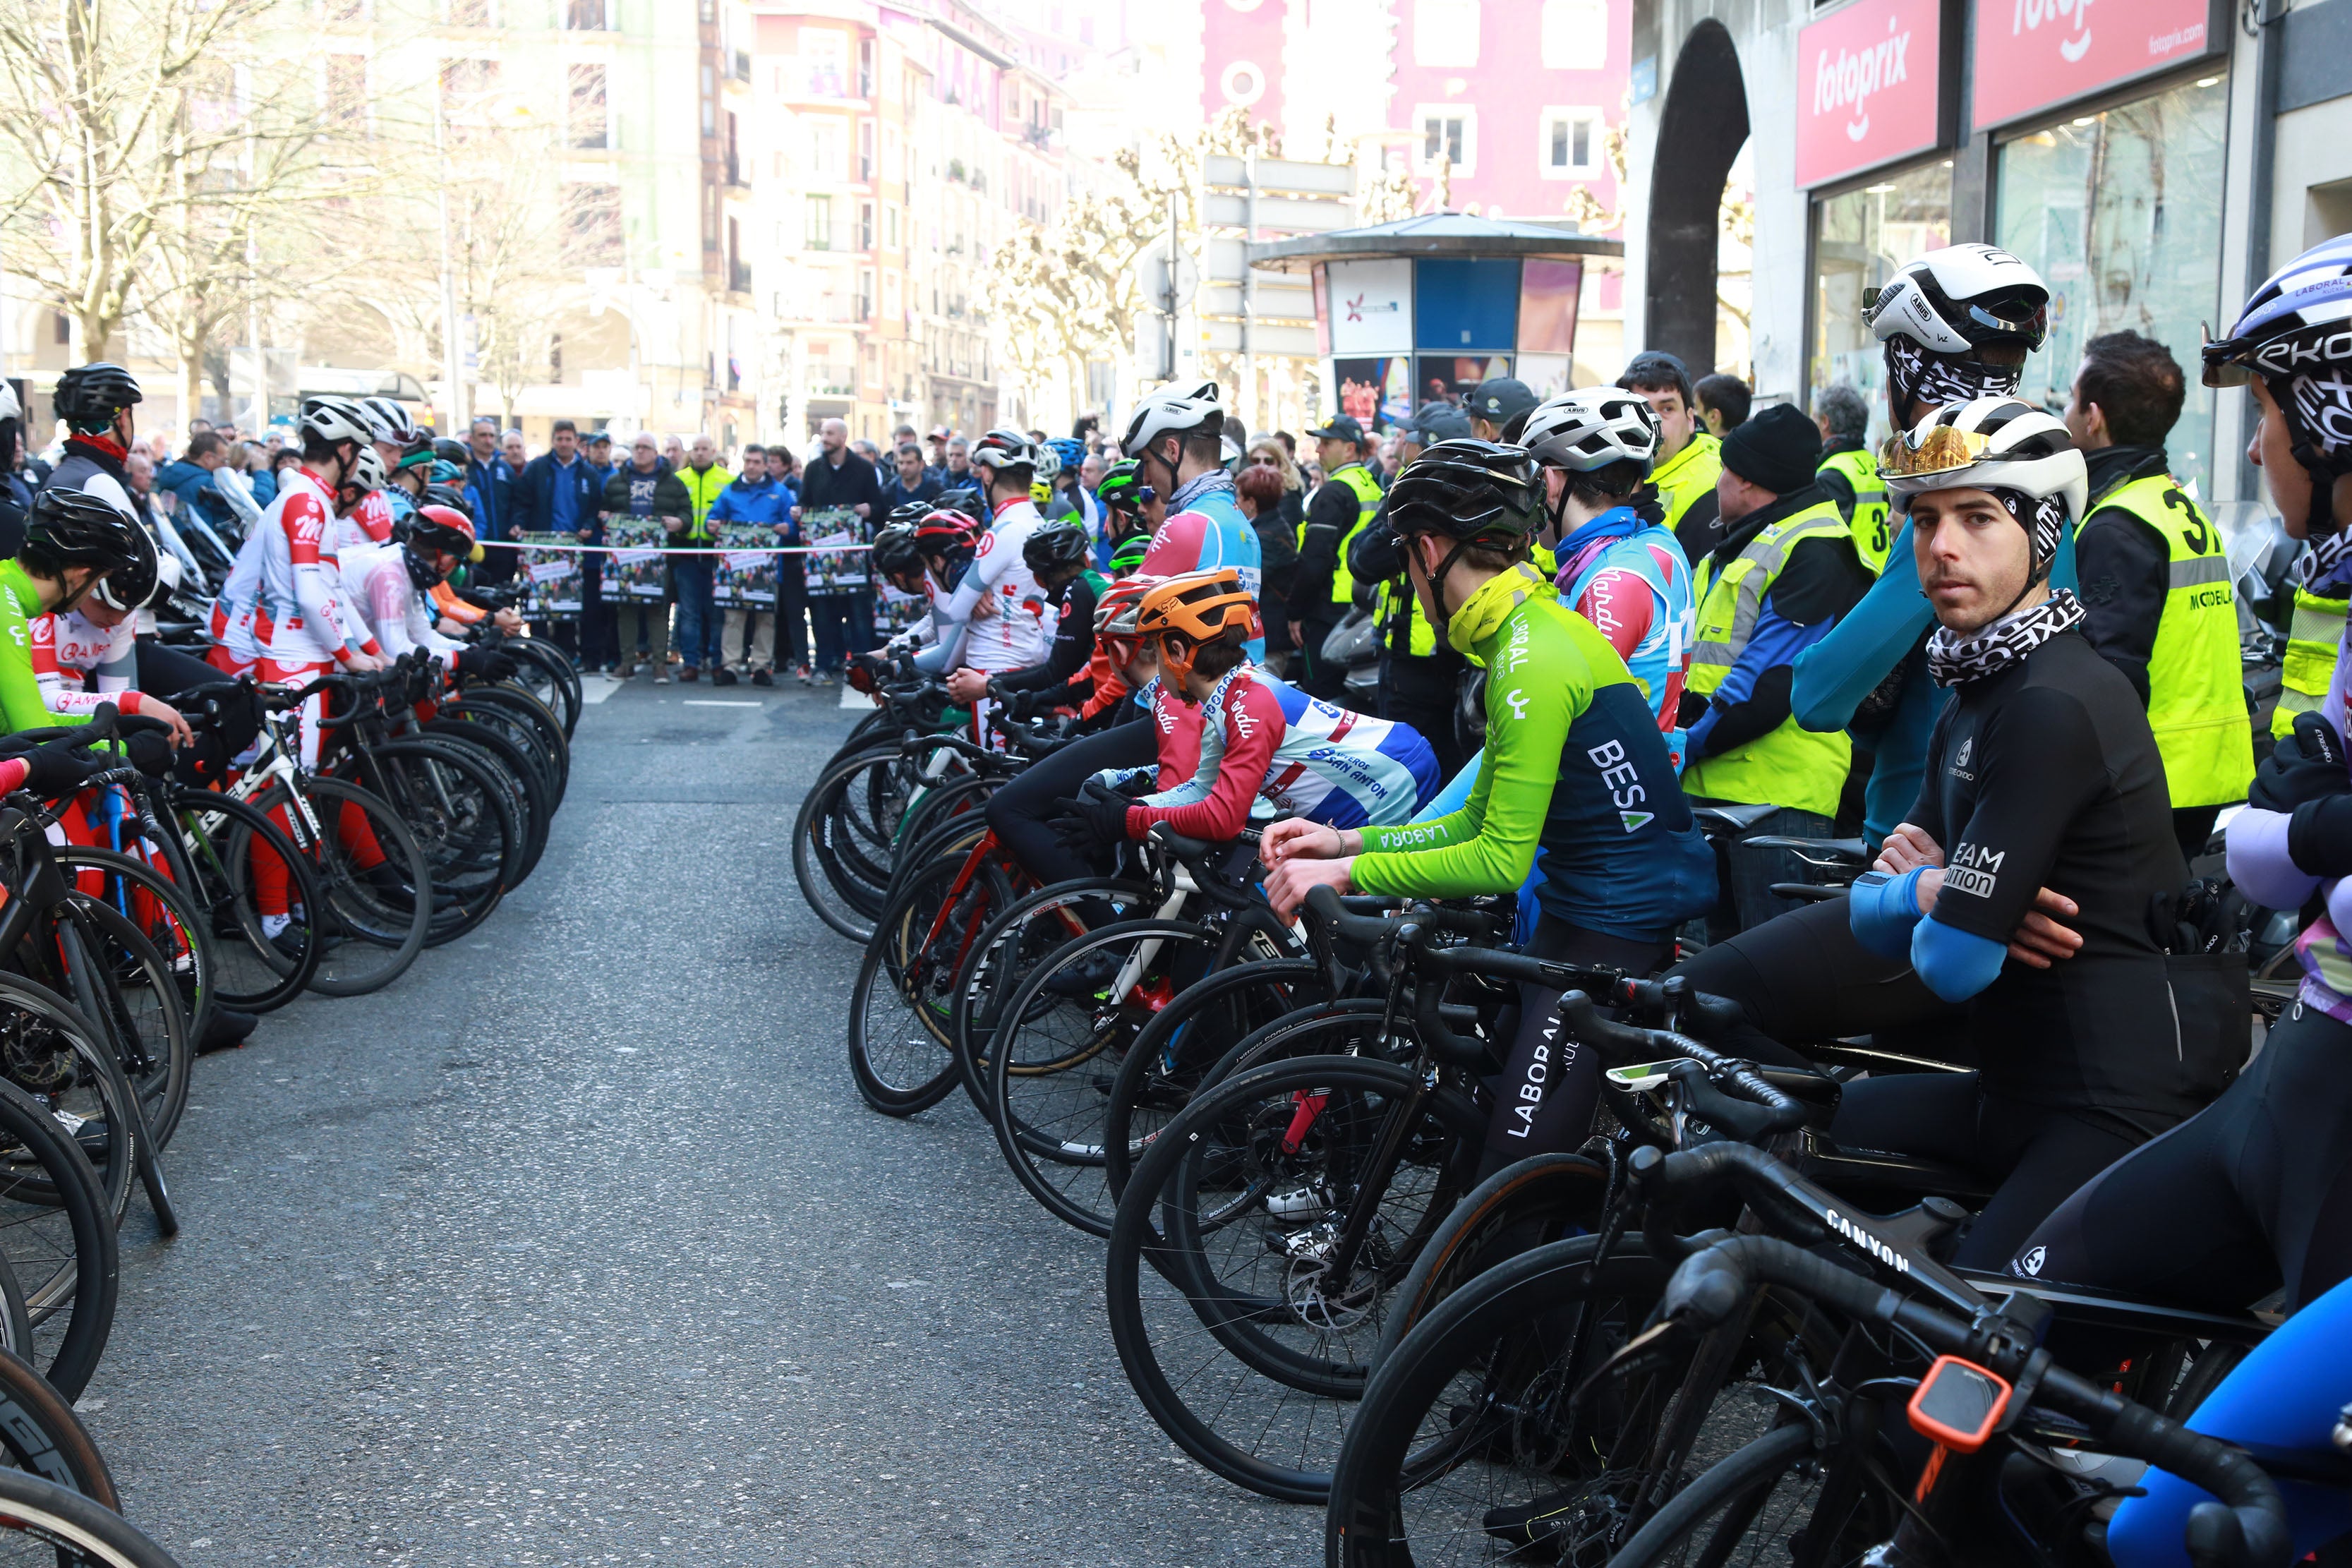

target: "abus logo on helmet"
[2011,0,2095,66]
[1814,16,1911,143]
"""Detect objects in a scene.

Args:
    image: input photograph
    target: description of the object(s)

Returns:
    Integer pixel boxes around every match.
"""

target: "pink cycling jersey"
[937,498,1053,673]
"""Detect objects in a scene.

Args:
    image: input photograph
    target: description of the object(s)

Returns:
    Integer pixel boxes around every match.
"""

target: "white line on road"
[580,680,618,704]
[684,699,763,707]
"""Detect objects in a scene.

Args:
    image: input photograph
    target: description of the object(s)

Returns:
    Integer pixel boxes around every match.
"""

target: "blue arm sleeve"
[1411,754,1482,824]
[1848,868,1926,962]
[1910,912,2007,1003]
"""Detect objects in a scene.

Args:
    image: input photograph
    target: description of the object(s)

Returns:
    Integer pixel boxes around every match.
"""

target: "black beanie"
[1719,403,1822,495]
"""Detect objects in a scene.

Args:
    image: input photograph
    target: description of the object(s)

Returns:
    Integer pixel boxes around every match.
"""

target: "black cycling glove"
[2249,709,2349,814]
[1049,781,1135,849]
[124,731,174,778]
[456,648,519,683]
[16,744,99,798]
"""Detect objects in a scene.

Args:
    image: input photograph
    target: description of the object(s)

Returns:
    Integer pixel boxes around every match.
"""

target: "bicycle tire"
[438,698,565,809]
[1603,1424,1831,1568]
[0,1067,119,1402]
[0,1343,114,1507]
[164,786,321,1012]
[1105,1054,1486,1502]
[51,846,210,1099]
[791,744,905,941]
[503,640,581,737]
[848,855,1012,1114]
[454,686,570,795]
[421,718,553,880]
[361,738,518,945]
[48,883,195,1151]
[952,877,1151,1112]
[0,1465,184,1567]
[248,776,432,997]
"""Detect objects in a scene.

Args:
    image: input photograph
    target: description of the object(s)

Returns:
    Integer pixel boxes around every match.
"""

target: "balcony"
[729,260,752,294]
[725,155,751,190]
[730,50,751,85]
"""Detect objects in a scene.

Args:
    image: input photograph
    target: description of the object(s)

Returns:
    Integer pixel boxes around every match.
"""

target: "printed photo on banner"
[602,518,669,600]
[712,524,780,608]
[512,532,583,617]
[876,579,925,634]
[804,506,869,591]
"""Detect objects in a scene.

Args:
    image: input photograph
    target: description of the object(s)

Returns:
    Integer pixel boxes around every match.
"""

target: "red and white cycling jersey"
[354,552,463,661]
[28,611,143,718]
[937,498,1053,673]
[213,467,370,670]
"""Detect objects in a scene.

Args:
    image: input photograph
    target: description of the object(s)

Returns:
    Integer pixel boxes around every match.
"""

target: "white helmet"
[1120,380,1224,461]
[341,445,389,495]
[301,394,375,448]
[1032,443,1063,483]
[363,397,418,447]
[0,380,19,424]
[1882,397,2086,577]
[1519,388,1660,474]
[968,427,1039,473]
[1866,244,2050,356]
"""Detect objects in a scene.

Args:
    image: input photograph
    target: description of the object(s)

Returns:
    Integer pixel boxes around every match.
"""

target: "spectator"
[466,416,519,580]
[123,450,166,532]
[501,428,527,471]
[270,447,302,480]
[518,419,609,670]
[766,444,809,680]
[0,385,30,556]
[851,437,883,465]
[1465,377,1539,442]
[243,442,277,509]
[1235,461,1297,677]
[943,436,972,492]
[707,445,792,687]
[925,426,951,480]
[795,416,885,680]
[156,431,234,531]
[1275,430,1298,460]
[584,429,617,485]
[880,442,943,514]
[603,432,690,681]
[1695,372,1754,437]
[663,434,687,472]
[187,418,213,439]
[669,433,735,681]
[891,422,919,455]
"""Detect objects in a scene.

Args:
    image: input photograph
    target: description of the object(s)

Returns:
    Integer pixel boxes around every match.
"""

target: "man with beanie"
[1619,351,1723,559]
[1347,402,1478,778]
[1679,402,1873,934]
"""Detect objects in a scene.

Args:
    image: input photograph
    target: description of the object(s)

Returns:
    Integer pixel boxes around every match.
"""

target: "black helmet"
[870,523,924,579]
[53,363,142,435]
[1385,440,1545,543]
[885,498,936,530]
[25,488,156,589]
[432,436,471,468]
[938,487,986,524]
[419,483,474,519]
[1023,521,1090,574]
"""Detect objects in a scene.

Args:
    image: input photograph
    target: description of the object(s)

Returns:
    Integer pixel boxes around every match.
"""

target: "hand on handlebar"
[342,650,387,673]
[135,700,195,750]
[492,608,523,633]
[1265,854,1356,921]
[1261,819,1356,865]
[943,668,991,704]
[13,742,103,799]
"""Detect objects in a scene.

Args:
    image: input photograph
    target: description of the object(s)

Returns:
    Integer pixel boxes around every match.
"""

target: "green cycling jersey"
[0,561,88,734]
[1351,562,1714,940]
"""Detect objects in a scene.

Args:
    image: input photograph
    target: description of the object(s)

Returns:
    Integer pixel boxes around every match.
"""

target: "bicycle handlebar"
[1656,1233,2293,1568]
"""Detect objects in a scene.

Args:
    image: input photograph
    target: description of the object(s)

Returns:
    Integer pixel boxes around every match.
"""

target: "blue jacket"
[465,454,517,541]
[155,459,231,529]
[514,452,601,538]
[707,474,796,536]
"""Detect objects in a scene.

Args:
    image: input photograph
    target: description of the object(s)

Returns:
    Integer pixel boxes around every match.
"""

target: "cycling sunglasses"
[1106,485,1157,510]
[1876,423,1992,480]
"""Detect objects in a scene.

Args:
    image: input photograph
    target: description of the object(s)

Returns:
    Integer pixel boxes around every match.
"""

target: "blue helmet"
[1046,436,1087,476]
[2205,234,2352,529]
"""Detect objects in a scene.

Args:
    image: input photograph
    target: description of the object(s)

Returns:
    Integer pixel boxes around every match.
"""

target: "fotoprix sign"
[1797,0,1943,189]
[1971,0,2219,131]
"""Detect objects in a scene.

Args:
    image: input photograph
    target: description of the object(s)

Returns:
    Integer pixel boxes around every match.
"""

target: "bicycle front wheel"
[249,777,432,997]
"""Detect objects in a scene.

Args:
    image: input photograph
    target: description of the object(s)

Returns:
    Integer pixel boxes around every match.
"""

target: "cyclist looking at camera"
[1262,440,1715,1175]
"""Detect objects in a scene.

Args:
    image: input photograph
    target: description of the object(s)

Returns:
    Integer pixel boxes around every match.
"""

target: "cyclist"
[1262,441,1715,1174]
[945,521,1104,718]
[0,488,159,732]
[1519,386,1695,755]
[346,506,519,679]
[881,507,982,677]
[928,430,1053,739]
[1126,382,1263,658]
[2006,234,2352,1318]
[40,363,144,519]
[1829,398,2220,1267]
[1094,459,1157,575]
[1039,436,1088,522]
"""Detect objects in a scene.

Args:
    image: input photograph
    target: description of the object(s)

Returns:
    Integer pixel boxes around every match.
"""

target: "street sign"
[1132,239,1200,312]
[1202,191,1353,234]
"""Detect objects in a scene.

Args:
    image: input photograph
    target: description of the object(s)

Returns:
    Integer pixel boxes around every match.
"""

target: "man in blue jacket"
[465,415,519,584]
[706,444,794,686]
[515,420,607,668]
[155,431,236,532]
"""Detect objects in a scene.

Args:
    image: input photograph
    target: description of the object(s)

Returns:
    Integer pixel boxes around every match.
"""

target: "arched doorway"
[1644,19,1749,375]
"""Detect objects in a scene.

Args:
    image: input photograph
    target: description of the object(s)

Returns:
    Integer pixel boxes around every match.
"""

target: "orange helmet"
[1092,574,1162,667]
[1135,569,1258,687]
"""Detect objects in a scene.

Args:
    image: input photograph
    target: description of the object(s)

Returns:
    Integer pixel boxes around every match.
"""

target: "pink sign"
[1797,0,1943,190]
[1972,0,2216,131]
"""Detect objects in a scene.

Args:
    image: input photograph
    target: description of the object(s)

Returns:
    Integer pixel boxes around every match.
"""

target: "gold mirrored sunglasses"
[1876,424,1992,479]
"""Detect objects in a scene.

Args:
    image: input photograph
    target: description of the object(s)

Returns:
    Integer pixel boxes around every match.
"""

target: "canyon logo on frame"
[1797,0,1943,189]
[1972,0,2217,131]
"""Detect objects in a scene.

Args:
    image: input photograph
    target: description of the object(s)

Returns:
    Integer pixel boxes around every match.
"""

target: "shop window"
[1995,74,2229,495]
[1413,0,1478,68]
[1539,0,1606,71]
[1540,108,1601,179]
[1810,157,1953,441]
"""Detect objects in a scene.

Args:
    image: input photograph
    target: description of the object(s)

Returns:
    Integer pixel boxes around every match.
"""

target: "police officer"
[2062,330,2255,855]
[1619,351,1723,560]
[1679,404,1874,935]
[1814,380,1891,574]
[1347,402,1476,778]
[1291,412,1382,701]
[1464,375,1540,444]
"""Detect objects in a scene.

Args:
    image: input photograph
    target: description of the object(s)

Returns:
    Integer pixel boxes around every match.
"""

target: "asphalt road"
[82,677,1310,1568]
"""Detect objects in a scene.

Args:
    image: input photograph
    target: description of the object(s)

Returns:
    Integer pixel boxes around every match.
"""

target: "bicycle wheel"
[0,970,138,1227]
[0,1344,115,1504]
[164,787,320,1013]
[361,739,517,945]
[1105,1054,1486,1502]
[0,1466,183,1567]
[502,639,581,737]
[1605,1421,1893,1568]
[454,686,570,797]
[0,1067,120,1402]
[47,883,195,1151]
[952,878,1151,1112]
[248,776,433,997]
[847,854,1013,1114]
[438,697,565,811]
[52,845,210,1092]
[792,744,909,942]
[422,718,553,880]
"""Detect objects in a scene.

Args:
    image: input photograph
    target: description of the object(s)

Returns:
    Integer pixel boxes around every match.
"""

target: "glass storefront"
[1811,159,1954,442]
[1995,73,2230,497]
